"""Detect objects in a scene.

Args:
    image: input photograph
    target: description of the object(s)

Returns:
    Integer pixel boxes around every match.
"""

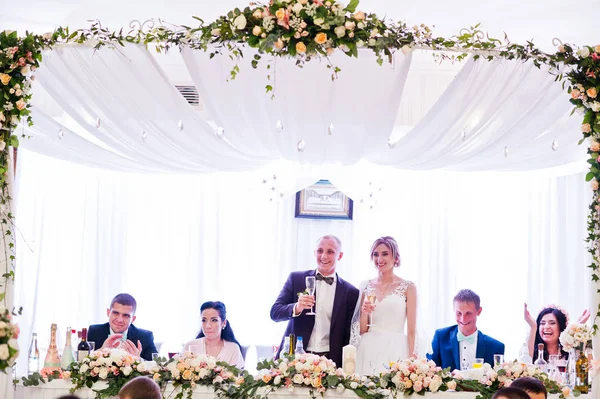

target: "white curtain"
[14,148,591,376]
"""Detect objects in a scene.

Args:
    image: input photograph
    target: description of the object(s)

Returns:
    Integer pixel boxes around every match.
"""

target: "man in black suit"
[88,293,157,361]
[271,235,359,367]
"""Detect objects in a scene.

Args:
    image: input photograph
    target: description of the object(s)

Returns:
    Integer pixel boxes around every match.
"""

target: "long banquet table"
[14,380,573,399]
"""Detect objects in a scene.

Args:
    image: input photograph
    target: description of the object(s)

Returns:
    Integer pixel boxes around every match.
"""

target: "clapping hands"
[101,334,143,358]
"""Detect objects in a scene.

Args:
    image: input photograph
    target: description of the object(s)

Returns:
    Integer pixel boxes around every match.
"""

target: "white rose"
[137,362,147,373]
[292,373,303,384]
[292,3,303,13]
[0,344,9,360]
[189,357,201,367]
[274,375,282,385]
[79,364,89,373]
[350,381,358,389]
[233,14,248,30]
[336,384,345,393]
[313,18,324,26]
[11,116,18,125]
[98,367,109,379]
[171,369,180,379]
[211,28,221,36]
[368,38,376,46]
[429,376,442,392]
[357,22,365,29]
[207,358,217,368]
[7,338,18,350]
[213,375,224,384]
[122,365,133,376]
[356,40,365,47]
[252,26,262,36]
[578,47,590,58]
[198,368,209,378]
[334,26,346,38]
[0,141,6,152]
[344,21,355,30]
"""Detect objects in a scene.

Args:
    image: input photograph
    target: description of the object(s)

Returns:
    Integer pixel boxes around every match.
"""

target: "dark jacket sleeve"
[139,330,158,361]
[270,273,298,322]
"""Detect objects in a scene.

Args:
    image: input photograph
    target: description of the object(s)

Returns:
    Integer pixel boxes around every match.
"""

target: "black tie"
[316,274,334,285]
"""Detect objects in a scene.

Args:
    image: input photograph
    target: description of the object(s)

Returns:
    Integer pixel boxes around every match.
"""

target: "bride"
[351,236,417,375]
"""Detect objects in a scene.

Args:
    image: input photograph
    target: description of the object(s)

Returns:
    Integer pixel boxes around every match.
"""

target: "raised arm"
[524,303,537,358]
[406,282,417,358]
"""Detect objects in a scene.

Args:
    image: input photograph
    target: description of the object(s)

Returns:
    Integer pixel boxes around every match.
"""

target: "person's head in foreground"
[492,387,532,399]
[509,377,547,399]
[118,376,161,399]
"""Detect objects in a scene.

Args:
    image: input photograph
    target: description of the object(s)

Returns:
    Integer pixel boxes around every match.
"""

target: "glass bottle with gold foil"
[575,344,589,394]
[43,324,61,369]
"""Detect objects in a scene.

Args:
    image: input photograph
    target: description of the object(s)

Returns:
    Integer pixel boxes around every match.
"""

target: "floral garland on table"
[1,0,600,337]
[0,307,19,372]
[378,358,451,395]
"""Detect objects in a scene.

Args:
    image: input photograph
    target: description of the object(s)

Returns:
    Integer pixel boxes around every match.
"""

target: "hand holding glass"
[366,288,376,327]
[305,276,316,315]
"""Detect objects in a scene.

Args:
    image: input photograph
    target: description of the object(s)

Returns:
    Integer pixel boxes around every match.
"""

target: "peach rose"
[561,387,570,397]
[16,99,26,111]
[558,45,566,53]
[571,89,581,99]
[0,74,11,85]
[295,42,307,53]
[353,11,366,21]
[274,38,284,49]
[591,142,600,152]
[315,32,327,45]
[262,374,272,383]
[275,8,286,20]
[252,9,263,18]
[587,87,598,98]
[252,25,262,36]
[582,123,592,133]
[182,369,193,380]
[447,380,457,390]
[592,179,599,191]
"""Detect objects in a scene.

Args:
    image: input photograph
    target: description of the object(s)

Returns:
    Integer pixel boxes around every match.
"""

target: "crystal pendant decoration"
[552,139,558,151]
[504,146,509,158]
[141,131,148,142]
[215,126,225,139]
[178,120,184,131]
[58,129,64,140]
[327,123,334,135]
[297,139,306,152]
[276,120,284,133]
[95,118,101,128]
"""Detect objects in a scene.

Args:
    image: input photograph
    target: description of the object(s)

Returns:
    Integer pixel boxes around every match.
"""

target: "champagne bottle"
[43,324,61,369]
[60,326,75,370]
[533,343,547,372]
[288,333,296,356]
[77,327,91,361]
[28,333,40,375]
[575,347,589,394]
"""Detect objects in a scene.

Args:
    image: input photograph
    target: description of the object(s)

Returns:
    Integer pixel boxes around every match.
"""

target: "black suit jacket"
[87,323,158,361]
[427,325,505,370]
[270,269,359,367]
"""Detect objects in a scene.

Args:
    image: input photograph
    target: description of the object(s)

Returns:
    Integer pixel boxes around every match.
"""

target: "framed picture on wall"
[295,180,354,220]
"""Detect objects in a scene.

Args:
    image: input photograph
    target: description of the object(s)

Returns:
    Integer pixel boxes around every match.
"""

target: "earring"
[222,326,225,330]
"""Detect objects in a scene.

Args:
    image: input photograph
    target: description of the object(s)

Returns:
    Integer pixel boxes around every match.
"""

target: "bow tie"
[457,331,475,344]
[316,273,334,285]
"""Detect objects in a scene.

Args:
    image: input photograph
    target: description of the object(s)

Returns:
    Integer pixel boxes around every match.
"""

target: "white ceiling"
[1,0,598,51]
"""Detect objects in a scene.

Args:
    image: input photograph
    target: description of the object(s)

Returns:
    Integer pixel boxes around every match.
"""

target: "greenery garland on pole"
[0,0,599,331]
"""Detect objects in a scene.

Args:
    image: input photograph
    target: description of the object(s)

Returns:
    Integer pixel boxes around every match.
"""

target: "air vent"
[176,85,200,106]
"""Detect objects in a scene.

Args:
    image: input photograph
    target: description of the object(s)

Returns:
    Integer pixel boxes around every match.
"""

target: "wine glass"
[366,287,376,327]
[305,276,316,315]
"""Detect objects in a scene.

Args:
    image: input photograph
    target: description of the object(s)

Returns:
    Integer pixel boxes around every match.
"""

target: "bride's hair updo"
[370,236,401,267]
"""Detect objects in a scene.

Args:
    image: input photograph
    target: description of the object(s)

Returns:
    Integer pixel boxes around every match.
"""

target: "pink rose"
[582,123,592,133]
[16,99,26,111]
[571,89,581,99]
[591,179,599,191]
[413,380,423,392]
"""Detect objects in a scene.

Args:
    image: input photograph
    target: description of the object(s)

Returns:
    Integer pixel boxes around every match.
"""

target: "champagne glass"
[366,287,376,327]
[305,276,316,315]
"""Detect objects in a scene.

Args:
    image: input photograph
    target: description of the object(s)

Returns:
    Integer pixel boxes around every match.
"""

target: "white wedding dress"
[351,280,411,375]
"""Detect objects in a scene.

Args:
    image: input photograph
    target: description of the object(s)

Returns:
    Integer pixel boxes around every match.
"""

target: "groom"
[427,289,505,370]
[270,235,359,367]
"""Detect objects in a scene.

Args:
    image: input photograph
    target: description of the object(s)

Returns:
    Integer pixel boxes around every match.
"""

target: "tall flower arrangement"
[0,307,19,372]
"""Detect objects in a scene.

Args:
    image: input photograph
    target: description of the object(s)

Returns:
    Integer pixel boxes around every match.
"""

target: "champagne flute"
[305,276,316,315]
[366,287,376,327]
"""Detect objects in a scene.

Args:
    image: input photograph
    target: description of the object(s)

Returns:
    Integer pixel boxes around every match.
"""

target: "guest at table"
[118,376,161,399]
[427,289,504,370]
[270,235,359,367]
[492,387,531,399]
[183,301,244,368]
[510,377,547,399]
[88,293,158,361]
[523,303,590,362]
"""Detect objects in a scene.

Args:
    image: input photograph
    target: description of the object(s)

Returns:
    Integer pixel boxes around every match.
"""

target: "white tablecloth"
[13,380,573,399]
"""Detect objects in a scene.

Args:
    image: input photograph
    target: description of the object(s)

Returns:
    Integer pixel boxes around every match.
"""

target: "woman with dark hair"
[183,301,244,368]
[350,236,418,375]
[523,304,589,361]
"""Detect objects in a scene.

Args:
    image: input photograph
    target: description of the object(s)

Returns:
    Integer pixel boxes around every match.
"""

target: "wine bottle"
[43,323,61,369]
[28,333,40,375]
[575,347,589,394]
[77,327,91,361]
[60,326,75,370]
[533,343,547,372]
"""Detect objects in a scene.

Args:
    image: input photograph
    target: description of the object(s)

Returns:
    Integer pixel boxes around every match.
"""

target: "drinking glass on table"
[472,358,484,368]
[547,355,559,378]
[88,341,96,352]
[305,276,316,315]
[493,354,504,368]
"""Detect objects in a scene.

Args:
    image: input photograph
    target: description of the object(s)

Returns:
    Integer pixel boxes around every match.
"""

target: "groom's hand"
[294,294,315,316]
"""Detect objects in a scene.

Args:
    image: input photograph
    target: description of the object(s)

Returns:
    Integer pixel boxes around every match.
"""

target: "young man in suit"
[270,235,359,367]
[427,289,504,370]
[88,293,158,361]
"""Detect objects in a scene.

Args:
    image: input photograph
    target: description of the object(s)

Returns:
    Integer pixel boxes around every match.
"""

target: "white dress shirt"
[306,271,337,353]
[459,330,478,370]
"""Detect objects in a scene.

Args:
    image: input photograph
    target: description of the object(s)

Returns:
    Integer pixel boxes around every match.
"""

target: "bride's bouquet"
[379,358,449,395]
[559,323,592,351]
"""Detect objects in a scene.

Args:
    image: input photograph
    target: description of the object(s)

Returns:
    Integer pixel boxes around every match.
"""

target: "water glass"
[152,353,160,362]
[493,354,504,367]
[472,358,484,368]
